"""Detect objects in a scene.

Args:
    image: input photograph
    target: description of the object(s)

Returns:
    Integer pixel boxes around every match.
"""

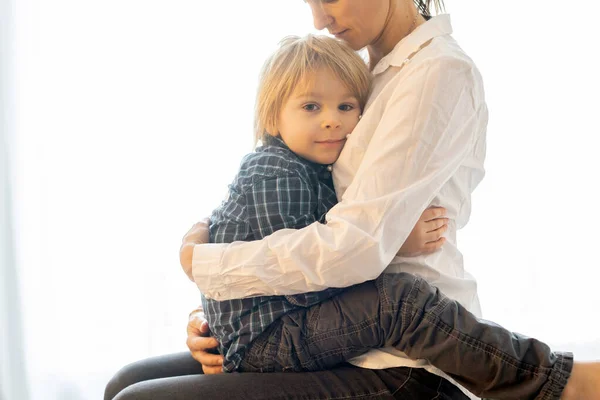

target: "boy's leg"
[375,273,572,400]
[241,272,572,400]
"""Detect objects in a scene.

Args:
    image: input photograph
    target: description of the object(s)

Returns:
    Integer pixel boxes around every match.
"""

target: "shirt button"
[327,165,333,172]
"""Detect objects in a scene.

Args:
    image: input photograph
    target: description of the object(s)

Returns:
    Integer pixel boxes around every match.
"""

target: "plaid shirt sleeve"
[245,174,318,240]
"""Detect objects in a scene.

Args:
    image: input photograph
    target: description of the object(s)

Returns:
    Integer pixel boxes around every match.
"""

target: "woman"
[106,1,600,399]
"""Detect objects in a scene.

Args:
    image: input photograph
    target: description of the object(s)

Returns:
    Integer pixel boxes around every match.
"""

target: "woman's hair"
[254,34,371,144]
[414,0,445,18]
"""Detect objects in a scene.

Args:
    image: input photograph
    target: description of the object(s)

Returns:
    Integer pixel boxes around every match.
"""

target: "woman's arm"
[194,57,486,301]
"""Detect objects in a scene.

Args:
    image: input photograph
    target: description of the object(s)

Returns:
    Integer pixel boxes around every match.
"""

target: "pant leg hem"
[536,351,574,400]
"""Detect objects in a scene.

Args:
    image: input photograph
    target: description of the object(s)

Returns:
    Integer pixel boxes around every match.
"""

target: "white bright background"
[3,1,599,399]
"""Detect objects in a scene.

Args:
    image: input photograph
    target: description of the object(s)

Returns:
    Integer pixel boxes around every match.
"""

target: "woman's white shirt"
[194,14,487,398]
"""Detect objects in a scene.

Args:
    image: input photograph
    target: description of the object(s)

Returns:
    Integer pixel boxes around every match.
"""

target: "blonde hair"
[254,34,372,144]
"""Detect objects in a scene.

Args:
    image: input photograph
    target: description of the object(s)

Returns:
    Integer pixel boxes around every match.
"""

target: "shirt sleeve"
[245,174,318,240]
[194,57,486,300]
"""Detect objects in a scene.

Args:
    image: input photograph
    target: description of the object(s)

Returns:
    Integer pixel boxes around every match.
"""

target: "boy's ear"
[265,123,278,137]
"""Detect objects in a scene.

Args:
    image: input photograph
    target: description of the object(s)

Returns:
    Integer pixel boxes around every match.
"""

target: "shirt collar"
[260,133,288,150]
[372,14,453,75]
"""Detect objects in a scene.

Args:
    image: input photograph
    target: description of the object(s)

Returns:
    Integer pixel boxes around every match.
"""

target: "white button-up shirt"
[194,15,487,398]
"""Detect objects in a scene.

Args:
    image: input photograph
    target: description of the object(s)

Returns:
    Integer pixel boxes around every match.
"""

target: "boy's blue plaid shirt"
[202,134,343,372]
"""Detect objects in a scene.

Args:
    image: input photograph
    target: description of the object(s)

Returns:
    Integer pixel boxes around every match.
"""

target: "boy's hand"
[397,207,448,257]
[187,308,224,374]
[180,218,211,281]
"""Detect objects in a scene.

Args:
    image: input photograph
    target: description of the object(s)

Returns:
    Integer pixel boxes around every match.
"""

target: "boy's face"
[275,67,361,165]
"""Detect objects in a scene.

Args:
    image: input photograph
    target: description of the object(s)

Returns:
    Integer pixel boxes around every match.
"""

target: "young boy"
[201,35,574,399]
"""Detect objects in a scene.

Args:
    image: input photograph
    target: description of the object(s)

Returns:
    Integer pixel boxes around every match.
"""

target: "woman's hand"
[180,218,211,281]
[397,207,448,257]
[187,308,224,374]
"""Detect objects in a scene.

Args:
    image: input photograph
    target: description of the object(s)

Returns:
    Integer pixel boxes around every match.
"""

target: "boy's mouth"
[315,138,347,150]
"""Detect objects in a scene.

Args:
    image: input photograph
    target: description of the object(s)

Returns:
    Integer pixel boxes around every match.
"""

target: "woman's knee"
[104,361,147,400]
[111,381,155,400]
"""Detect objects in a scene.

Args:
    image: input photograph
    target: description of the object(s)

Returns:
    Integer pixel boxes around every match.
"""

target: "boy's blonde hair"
[254,34,372,144]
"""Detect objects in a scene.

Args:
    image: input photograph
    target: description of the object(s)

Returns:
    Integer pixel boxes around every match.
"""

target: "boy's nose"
[322,118,341,130]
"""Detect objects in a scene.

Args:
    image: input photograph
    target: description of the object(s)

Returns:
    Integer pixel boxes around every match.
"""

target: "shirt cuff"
[192,243,226,299]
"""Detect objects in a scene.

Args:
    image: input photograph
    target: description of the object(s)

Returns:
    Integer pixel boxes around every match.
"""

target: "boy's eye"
[339,104,354,111]
[303,104,319,111]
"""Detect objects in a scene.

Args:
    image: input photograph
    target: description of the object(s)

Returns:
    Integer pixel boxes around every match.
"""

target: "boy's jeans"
[239,273,573,400]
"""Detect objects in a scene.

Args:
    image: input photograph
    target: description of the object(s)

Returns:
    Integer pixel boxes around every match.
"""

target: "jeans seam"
[299,346,364,366]
[420,308,555,377]
[430,377,443,400]
[391,367,412,396]
[305,317,379,345]
[279,316,379,370]
[316,389,391,400]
